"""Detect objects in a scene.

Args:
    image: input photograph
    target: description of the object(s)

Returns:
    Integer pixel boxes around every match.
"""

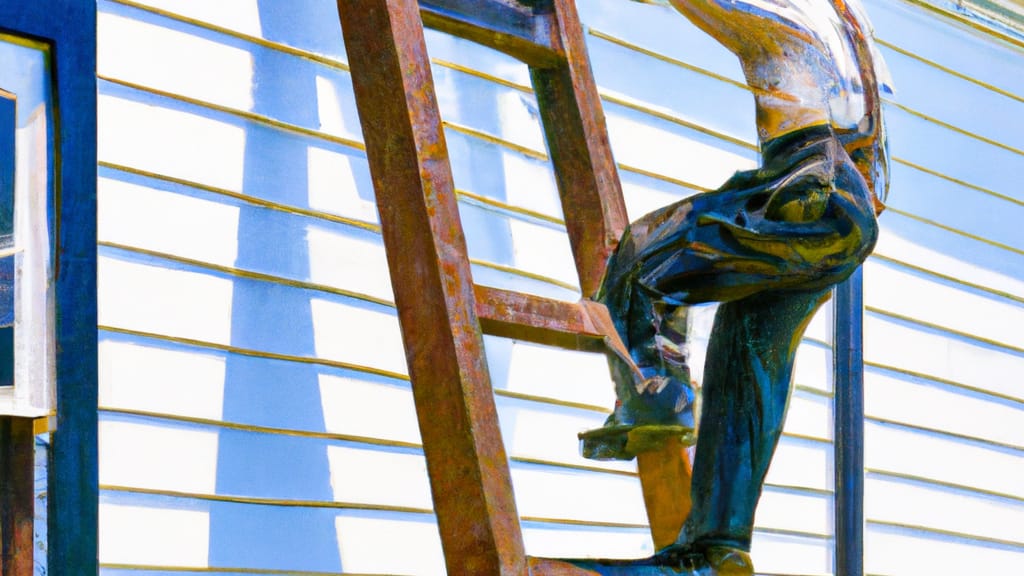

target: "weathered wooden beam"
[530,0,629,298]
[474,286,605,349]
[420,0,562,67]
[474,287,642,394]
[0,416,40,576]
[337,1,528,574]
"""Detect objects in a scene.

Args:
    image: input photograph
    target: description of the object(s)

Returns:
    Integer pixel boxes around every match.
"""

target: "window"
[0,3,97,575]
[0,35,54,417]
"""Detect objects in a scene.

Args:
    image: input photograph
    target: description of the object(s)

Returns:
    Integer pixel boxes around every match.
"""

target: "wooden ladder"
[336,0,694,572]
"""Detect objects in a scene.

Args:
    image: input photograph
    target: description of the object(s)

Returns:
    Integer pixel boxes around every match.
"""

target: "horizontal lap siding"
[96,1,427,573]
[860,1,1024,574]
[96,0,1022,575]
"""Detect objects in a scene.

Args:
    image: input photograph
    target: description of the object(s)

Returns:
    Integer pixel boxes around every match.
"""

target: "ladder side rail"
[528,0,694,550]
[343,0,698,561]
[337,1,528,574]
[529,0,628,298]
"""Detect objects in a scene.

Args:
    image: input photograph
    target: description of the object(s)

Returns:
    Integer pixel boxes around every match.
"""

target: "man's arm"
[666,0,817,55]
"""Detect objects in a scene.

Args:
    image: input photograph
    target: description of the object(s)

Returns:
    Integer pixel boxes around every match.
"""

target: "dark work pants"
[678,288,830,550]
[595,126,877,551]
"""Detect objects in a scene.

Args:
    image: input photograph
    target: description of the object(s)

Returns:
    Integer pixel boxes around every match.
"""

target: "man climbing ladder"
[337,0,888,573]
[576,0,891,573]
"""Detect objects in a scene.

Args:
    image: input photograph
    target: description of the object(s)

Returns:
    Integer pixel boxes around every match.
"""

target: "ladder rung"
[420,0,563,67]
[474,285,607,350]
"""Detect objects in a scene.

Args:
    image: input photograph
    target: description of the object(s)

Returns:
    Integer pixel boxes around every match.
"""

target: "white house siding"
[95,1,424,573]
[93,1,1022,575]
[854,2,1024,574]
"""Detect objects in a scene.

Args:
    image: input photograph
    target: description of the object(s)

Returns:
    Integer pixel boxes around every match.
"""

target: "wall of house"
[93,0,1022,574]
[849,1,1024,572]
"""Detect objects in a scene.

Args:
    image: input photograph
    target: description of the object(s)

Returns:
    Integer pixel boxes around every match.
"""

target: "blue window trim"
[0,1,97,574]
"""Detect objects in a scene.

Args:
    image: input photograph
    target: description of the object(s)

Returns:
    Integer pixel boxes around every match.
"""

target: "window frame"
[0,1,97,574]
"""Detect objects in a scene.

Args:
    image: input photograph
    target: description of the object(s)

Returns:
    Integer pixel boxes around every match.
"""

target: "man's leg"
[583,284,697,461]
[679,288,830,551]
